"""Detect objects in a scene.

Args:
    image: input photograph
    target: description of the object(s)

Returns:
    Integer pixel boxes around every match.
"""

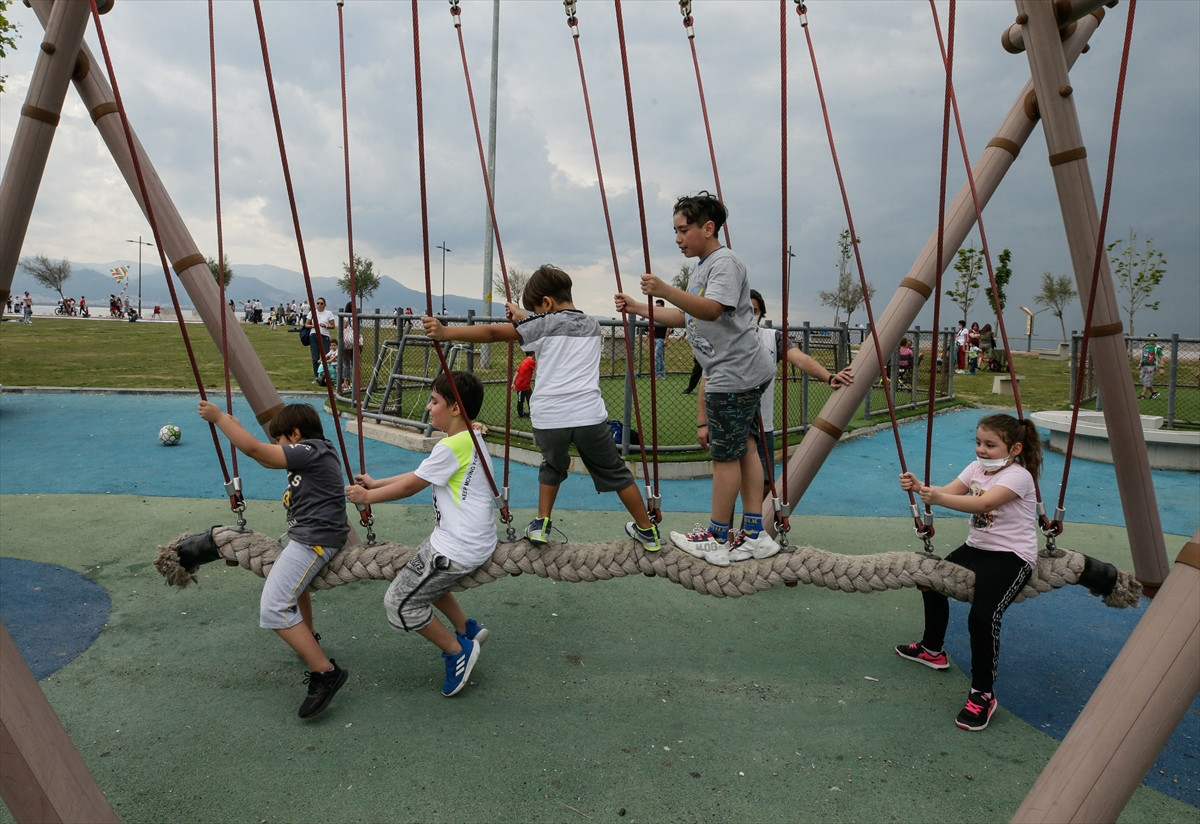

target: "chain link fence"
[1073,333,1200,428]
[336,311,956,457]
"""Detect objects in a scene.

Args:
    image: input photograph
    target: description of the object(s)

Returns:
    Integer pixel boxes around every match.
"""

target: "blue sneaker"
[441,638,480,697]
[461,617,490,644]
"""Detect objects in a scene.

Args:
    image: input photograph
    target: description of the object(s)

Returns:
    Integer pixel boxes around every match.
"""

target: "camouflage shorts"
[704,381,770,462]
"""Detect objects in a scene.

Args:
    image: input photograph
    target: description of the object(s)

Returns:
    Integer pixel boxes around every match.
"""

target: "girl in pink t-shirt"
[894,413,1042,732]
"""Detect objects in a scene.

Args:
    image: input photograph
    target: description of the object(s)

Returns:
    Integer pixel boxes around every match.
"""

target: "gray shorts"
[705,381,770,462]
[1139,365,1156,388]
[259,539,339,630]
[533,421,636,492]
[384,539,477,633]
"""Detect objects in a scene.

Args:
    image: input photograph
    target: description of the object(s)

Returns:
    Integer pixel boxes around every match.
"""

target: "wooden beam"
[0,620,118,824]
[1012,529,1200,822]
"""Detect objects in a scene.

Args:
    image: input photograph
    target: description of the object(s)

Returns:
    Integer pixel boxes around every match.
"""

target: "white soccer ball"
[158,424,182,446]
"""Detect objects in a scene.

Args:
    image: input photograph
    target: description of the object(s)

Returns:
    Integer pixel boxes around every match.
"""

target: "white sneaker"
[669,524,731,567]
[736,530,781,560]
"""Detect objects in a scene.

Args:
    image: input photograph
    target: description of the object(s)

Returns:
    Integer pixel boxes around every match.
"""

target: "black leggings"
[920,544,1032,694]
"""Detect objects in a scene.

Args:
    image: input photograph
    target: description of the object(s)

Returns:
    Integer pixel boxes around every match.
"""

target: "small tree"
[1034,272,1077,342]
[946,245,982,323]
[818,229,873,325]
[17,254,71,302]
[206,254,233,287]
[1108,229,1166,337]
[985,248,1012,328]
[0,0,20,94]
[492,266,528,306]
[672,263,693,291]
[339,254,381,306]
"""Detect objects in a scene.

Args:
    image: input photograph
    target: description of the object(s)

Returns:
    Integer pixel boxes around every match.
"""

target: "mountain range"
[10,260,500,317]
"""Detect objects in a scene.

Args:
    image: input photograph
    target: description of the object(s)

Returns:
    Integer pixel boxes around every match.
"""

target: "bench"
[1036,341,1071,360]
[992,375,1026,396]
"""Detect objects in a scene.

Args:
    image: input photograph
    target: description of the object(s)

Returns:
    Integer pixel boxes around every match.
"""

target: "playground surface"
[1,392,1197,823]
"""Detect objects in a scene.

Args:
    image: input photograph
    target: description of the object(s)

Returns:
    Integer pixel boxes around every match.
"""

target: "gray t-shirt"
[282,439,351,549]
[684,247,775,393]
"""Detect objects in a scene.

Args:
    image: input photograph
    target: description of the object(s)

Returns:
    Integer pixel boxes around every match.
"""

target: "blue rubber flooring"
[0,391,1197,805]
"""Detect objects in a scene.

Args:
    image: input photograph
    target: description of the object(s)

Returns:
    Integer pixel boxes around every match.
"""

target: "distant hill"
[11,261,499,317]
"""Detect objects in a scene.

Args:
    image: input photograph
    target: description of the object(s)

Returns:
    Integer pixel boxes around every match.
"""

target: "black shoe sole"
[298,667,348,719]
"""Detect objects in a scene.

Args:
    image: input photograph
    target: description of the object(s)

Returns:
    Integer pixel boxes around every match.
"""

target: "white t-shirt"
[755,325,796,426]
[514,310,608,430]
[414,430,498,567]
[310,308,336,337]
[956,460,1038,566]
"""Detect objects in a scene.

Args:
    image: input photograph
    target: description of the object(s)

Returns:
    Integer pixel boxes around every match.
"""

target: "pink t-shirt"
[955,460,1038,566]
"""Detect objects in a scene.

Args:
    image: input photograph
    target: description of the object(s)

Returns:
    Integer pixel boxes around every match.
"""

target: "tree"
[0,0,20,94]
[946,245,982,323]
[985,248,1012,328]
[339,254,381,305]
[492,266,528,306]
[206,254,234,287]
[672,263,693,291]
[1035,272,1077,342]
[818,229,873,326]
[1108,229,1166,337]
[17,254,71,301]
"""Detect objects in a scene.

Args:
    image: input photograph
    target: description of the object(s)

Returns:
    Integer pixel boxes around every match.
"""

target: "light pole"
[126,235,153,317]
[1018,305,1048,352]
[437,241,451,315]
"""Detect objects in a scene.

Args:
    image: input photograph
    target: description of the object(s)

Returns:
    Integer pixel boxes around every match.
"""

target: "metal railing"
[1073,332,1200,428]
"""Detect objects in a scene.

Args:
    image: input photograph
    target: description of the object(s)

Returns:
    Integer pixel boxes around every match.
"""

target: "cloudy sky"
[3,0,1197,338]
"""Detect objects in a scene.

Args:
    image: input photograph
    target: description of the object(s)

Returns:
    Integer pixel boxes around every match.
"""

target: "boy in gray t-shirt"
[199,400,351,719]
[615,192,777,567]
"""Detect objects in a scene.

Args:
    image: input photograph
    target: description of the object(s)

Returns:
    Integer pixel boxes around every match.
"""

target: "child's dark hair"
[268,403,325,441]
[978,413,1043,482]
[521,265,574,312]
[432,370,485,419]
[673,191,728,233]
[750,288,766,316]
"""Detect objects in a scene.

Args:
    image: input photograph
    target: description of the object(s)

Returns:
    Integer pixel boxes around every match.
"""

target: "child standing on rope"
[894,412,1042,731]
[424,265,662,552]
[197,400,350,719]
[346,371,494,697]
[616,192,776,566]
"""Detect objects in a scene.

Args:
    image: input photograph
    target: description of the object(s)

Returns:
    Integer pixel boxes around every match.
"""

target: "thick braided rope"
[158,528,1139,608]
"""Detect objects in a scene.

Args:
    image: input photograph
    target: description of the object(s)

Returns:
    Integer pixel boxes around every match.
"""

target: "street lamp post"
[1018,306,1048,352]
[126,235,153,317]
[437,242,451,315]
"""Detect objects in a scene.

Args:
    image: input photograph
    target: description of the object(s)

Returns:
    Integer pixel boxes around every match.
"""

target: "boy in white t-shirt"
[346,371,495,697]
[424,265,661,551]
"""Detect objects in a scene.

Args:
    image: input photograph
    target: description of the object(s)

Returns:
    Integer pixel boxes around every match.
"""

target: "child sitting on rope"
[346,371,494,698]
[197,400,350,719]
[894,412,1042,732]
[424,265,662,552]
[616,192,776,567]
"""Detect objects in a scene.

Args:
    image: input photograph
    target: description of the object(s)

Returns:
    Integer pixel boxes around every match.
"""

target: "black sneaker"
[895,641,949,670]
[298,660,348,719]
[1150,391,1161,399]
[955,690,997,731]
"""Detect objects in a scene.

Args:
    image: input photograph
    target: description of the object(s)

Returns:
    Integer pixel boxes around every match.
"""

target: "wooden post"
[0,620,119,823]
[23,0,286,432]
[773,15,1101,521]
[1011,529,1200,822]
[1016,0,1169,586]
[0,0,91,306]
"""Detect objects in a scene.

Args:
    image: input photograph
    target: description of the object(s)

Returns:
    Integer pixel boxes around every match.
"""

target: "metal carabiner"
[563,0,579,35]
[449,0,462,27]
[647,486,662,525]
[795,1,809,27]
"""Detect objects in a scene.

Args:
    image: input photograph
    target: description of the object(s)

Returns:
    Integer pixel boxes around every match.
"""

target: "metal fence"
[335,311,956,457]
[1072,333,1199,428]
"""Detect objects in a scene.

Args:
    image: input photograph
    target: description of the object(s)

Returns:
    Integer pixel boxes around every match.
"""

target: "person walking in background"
[1138,333,1165,400]
[652,299,669,379]
[21,292,33,324]
[955,320,968,373]
[512,354,536,419]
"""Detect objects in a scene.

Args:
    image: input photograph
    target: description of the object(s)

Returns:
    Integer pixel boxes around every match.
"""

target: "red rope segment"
[206,0,244,514]
[795,4,922,528]
[563,3,656,498]
[923,0,955,536]
[87,0,238,507]
[680,1,731,249]
[336,0,373,533]
[1057,0,1139,518]
[410,0,509,524]
[776,0,789,528]
[613,0,662,519]
[251,0,357,486]
[447,1,516,499]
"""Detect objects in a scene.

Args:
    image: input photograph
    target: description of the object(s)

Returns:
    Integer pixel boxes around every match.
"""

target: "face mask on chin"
[977,456,1011,471]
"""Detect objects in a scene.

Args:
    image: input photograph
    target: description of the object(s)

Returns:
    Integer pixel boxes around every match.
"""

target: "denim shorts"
[704,381,769,462]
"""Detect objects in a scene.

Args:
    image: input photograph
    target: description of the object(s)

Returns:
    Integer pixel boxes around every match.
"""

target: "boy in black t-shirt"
[199,401,352,719]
